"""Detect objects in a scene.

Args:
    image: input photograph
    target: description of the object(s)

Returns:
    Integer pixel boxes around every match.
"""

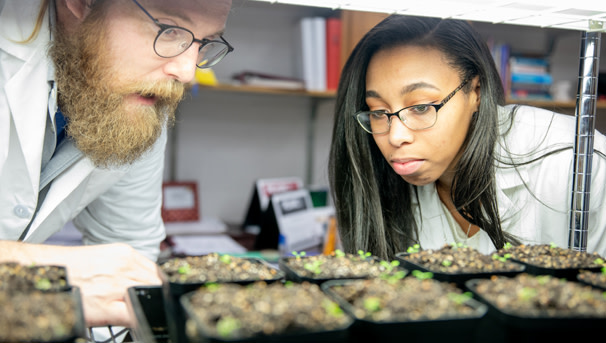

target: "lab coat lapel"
[1,0,51,193]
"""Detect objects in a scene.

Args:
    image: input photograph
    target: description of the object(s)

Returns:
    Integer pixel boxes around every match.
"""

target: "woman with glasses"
[328,15,606,260]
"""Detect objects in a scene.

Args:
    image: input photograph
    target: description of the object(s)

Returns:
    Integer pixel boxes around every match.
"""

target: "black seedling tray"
[509,258,602,281]
[126,286,169,343]
[0,286,86,343]
[395,252,525,288]
[180,290,351,343]
[278,256,405,284]
[321,279,487,343]
[466,278,606,342]
[161,257,284,343]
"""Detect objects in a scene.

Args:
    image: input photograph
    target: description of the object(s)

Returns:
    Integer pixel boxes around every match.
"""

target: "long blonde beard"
[49,4,184,168]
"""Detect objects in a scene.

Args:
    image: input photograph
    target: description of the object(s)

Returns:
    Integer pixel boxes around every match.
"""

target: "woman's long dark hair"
[328,15,516,260]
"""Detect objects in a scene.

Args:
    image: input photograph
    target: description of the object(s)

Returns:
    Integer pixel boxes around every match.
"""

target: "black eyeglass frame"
[355,77,471,134]
[131,0,234,68]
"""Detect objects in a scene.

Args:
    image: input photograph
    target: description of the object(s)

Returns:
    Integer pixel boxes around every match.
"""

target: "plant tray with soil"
[279,250,406,284]
[127,286,170,343]
[0,262,69,293]
[494,243,605,280]
[0,262,85,343]
[321,274,487,343]
[181,281,353,343]
[159,253,285,343]
[466,273,606,342]
[577,267,606,291]
[395,244,525,287]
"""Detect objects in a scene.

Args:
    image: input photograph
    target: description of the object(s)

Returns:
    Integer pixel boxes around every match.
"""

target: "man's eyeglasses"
[131,0,234,68]
[354,78,470,134]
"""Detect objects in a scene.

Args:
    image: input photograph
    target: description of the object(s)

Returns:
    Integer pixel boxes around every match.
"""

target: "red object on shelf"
[161,182,200,222]
[326,17,342,91]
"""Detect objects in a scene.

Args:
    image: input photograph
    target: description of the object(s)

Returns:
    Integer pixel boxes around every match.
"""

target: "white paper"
[170,234,247,255]
[164,217,227,235]
[271,189,324,251]
[163,185,195,210]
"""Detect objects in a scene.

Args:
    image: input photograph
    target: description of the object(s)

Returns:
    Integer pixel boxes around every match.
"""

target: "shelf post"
[569,29,601,252]
[305,98,319,186]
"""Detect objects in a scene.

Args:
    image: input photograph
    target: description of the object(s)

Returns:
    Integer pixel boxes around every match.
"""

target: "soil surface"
[578,269,606,290]
[471,273,606,317]
[0,291,79,342]
[495,244,605,269]
[281,251,404,280]
[325,276,479,322]
[183,281,352,340]
[399,244,523,274]
[159,253,282,283]
[0,263,80,342]
[0,262,68,292]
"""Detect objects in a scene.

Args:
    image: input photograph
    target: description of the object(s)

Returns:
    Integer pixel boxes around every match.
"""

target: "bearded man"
[0,0,233,328]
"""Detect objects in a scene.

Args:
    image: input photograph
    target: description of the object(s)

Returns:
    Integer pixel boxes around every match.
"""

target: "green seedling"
[503,242,513,250]
[492,253,511,262]
[448,292,472,305]
[380,270,407,284]
[357,250,372,260]
[292,251,307,259]
[379,260,406,283]
[177,263,191,275]
[411,270,433,280]
[442,259,453,267]
[322,299,344,317]
[363,297,382,313]
[334,249,346,258]
[535,275,551,285]
[304,259,323,275]
[593,258,605,266]
[219,254,232,264]
[549,242,558,249]
[216,316,241,338]
[379,260,400,272]
[518,287,537,301]
[451,242,466,249]
[35,278,52,291]
[406,244,421,253]
[602,266,606,275]
[205,283,220,292]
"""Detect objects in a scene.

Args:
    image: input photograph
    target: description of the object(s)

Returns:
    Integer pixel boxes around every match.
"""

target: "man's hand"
[63,243,162,327]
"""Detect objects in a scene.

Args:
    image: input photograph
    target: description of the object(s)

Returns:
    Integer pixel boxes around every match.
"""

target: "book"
[325,17,342,91]
[299,17,316,91]
[297,16,327,92]
[232,71,305,90]
[312,16,327,91]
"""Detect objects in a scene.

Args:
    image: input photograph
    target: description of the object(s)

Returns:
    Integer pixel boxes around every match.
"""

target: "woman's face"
[365,45,480,187]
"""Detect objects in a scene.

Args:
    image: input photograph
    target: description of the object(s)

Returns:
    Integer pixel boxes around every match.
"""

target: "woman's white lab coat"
[415,105,606,256]
[0,0,165,260]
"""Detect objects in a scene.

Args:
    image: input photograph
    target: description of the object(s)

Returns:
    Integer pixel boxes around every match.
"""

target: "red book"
[326,17,341,91]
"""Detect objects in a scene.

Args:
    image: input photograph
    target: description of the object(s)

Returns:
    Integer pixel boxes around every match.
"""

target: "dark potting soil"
[159,253,282,283]
[470,273,606,317]
[324,276,480,322]
[578,269,606,290]
[398,244,523,274]
[0,262,68,293]
[280,251,404,280]
[182,281,352,341]
[495,244,605,269]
